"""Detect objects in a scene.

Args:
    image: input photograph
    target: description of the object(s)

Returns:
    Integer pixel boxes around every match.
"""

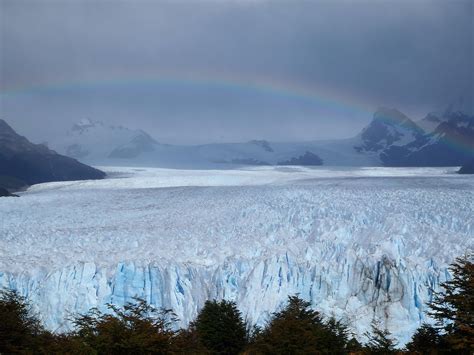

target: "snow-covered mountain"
[380,108,474,166]
[352,106,474,167]
[51,119,161,162]
[51,119,376,167]
[354,108,422,153]
[417,98,473,133]
[417,112,445,134]
[52,106,473,168]
[1,167,473,344]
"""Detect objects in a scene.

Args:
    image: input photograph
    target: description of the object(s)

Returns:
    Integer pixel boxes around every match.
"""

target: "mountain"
[52,106,473,169]
[53,120,374,167]
[0,187,18,197]
[381,109,474,166]
[354,108,422,154]
[417,98,472,133]
[109,133,159,159]
[277,151,323,165]
[353,107,474,167]
[416,112,444,133]
[459,159,474,174]
[51,119,161,162]
[0,119,105,190]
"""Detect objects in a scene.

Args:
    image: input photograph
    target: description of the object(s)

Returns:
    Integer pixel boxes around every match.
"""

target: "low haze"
[1,0,472,144]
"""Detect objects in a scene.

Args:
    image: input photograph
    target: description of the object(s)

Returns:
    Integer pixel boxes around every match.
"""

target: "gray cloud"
[1,0,472,144]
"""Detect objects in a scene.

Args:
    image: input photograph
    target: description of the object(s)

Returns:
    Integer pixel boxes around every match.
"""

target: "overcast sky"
[1,0,472,144]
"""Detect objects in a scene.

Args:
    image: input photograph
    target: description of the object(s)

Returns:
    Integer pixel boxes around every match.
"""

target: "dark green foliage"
[364,322,398,354]
[324,317,351,351]
[171,324,210,354]
[248,295,350,354]
[194,299,247,355]
[71,298,177,354]
[346,336,363,353]
[428,254,474,352]
[0,289,48,353]
[405,323,441,354]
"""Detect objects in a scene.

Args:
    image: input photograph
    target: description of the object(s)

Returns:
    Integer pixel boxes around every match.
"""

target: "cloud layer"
[1,0,472,143]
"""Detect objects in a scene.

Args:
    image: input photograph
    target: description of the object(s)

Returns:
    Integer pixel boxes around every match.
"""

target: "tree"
[364,322,398,354]
[194,299,247,355]
[72,297,176,354]
[248,295,349,354]
[428,254,474,352]
[0,289,48,353]
[405,323,441,354]
[171,323,210,354]
[346,336,363,353]
[323,317,351,352]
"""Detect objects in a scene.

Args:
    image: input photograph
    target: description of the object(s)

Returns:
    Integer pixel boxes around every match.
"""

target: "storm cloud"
[1,0,472,144]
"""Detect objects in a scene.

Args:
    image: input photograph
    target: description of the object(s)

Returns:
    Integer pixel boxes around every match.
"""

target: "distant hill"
[49,106,473,168]
[277,151,323,166]
[0,119,106,191]
[354,107,474,167]
[459,159,474,174]
[50,119,161,161]
[50,120,372,167]
[0,187,18,197]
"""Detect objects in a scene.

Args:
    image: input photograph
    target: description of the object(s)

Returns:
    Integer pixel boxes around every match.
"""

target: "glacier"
[49,119,380,168]
[0,166,473,344]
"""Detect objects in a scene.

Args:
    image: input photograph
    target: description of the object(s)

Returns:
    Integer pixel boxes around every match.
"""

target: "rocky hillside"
[459,159,474,174]
[354,108,423,154]
[0,119,105,190]
[0,187,18,197]
[355,107,474,167]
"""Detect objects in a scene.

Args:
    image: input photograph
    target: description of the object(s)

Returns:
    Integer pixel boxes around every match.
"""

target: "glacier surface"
[0,166,473,343]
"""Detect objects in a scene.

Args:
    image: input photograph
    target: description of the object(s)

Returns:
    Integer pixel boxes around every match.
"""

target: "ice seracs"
[0,166,472,344]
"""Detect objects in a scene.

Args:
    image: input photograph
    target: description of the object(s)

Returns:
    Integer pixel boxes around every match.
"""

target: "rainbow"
[0,71,373,115]
[1,71,472,156]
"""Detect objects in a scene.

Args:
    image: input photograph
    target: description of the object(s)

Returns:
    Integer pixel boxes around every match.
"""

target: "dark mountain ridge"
[0,119,106,191]
[459,159,474,174]
[357,108,474,167]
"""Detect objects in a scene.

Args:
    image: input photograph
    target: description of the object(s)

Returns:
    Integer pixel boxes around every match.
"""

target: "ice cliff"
[0,253,450,344]
[1,167,472,344]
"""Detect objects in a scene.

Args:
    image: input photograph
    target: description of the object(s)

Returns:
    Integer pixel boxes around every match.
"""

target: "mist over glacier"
[1,166,472,344]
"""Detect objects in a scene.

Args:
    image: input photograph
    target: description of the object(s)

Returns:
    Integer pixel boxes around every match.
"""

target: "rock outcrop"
[0,119,105,188]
